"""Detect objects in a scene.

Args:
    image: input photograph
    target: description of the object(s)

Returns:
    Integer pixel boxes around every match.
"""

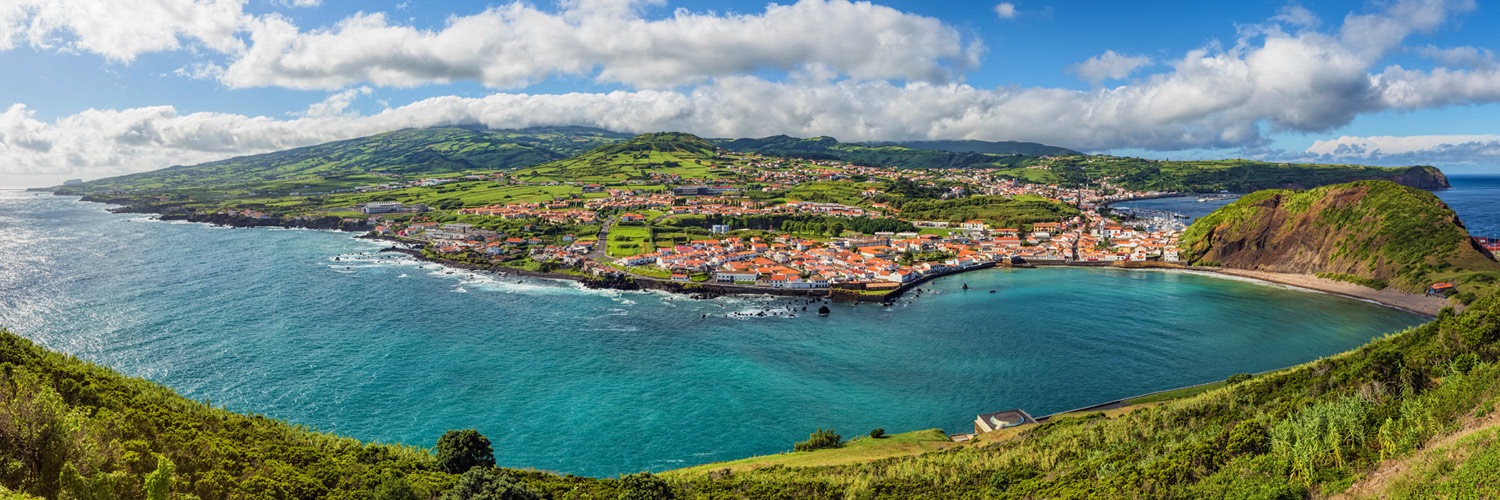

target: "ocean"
[0,184,1471,477]
[1114,175,1500,237]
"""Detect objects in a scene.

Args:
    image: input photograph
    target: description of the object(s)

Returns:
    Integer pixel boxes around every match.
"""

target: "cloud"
[302,86,372,117]
[1067,50,1151,83]
[0,0,248,62]
[221,0,980,90]
[1305,134,1500,164]
[994,3,1017,19]
[1417,44,1496,69]
[6,0,1500,184]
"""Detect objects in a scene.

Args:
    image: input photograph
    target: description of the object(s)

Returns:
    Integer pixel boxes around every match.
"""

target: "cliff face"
[1181,180,1494,292]
[1388,165,1451,190]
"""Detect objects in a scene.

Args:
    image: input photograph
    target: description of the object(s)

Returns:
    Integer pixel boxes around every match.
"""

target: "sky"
[2,0,1499,187]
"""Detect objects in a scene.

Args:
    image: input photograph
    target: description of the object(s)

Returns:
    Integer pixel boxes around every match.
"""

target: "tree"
[441,467,539,500]
[144,455,175,500]
[794,428,843,452]
[869,428,885,439]
[617,471,674,500]
[435,429,496,474]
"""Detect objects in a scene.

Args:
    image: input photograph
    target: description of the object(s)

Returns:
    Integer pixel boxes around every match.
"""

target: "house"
[620,213,646,222]
[670,274,690,282]
[1426,282,1457,296]
[960,220,988,230]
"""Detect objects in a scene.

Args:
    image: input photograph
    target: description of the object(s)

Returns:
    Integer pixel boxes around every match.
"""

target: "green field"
[664,429,954,476]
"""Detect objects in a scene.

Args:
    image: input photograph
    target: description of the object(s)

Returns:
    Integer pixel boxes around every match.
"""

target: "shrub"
[794,428,843,452]
[435,430,496,474]
[1452,353,1479,375]
[374,475,419,500]
[869,428,885,439]
[441,468,538,500]
[617,472,674,500]
[1226,373,1253,385]
[1225,420,1269,456]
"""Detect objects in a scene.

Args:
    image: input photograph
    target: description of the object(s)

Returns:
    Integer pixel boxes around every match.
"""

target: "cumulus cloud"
[1305,134,1500,164]
[0,0,248,62]
[0,0,981,90]
[222,0,980,90]
[994,2,1017,19]
[5,0,1500,185]
[1067,50,1151,83]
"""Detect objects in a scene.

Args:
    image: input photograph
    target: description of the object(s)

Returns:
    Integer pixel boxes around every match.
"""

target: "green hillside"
[515,132,729,182]
[714,135,1036,170]
[54,127,630,194]
[1181,180,1500,299]
[1038,156,1449,192]
[864,139,1081,156]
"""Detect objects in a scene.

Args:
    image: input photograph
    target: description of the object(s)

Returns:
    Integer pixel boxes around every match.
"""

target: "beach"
[1208,268,1451,317]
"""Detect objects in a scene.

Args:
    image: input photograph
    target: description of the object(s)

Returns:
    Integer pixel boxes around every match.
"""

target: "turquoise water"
[0,191,1427,476]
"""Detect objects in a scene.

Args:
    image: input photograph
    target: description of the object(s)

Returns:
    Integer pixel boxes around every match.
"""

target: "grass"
[663,429,954,477]
[607,225,654,257]
[1125,381,1229,405]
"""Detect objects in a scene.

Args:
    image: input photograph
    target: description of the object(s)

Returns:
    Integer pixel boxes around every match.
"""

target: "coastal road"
[587,215,617,261]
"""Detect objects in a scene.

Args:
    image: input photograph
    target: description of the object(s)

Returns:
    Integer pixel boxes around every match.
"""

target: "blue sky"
[2,0,1499,186]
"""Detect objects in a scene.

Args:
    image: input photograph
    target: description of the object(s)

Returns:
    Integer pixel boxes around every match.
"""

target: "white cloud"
[1271,5,1320,29]
[302,86,372,117]
[6,0,1500,185]
[1416,44,1496,68]
[221,0,980,90]
[994,2,1017,19]
[1067,50,1151,83]
[273,0,321,7]
[1305,134,1500,164]
[0,0,248,62]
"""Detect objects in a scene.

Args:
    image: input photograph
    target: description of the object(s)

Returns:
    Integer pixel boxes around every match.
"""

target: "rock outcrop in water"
[1180,180,1497,293]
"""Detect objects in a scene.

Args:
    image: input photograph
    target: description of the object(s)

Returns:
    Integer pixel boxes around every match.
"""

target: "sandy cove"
[1207,268,1453,318]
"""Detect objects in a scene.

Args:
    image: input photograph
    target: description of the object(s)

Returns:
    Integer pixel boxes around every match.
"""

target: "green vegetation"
[1182,180,1500,296]
[1042,156,1448,192]
[434,430,496,474]
[793,429,844,452]
[1317,272,1391,290]
[893,195,1081,227]
[712,135,1068,169]
[57,127,629,194]
[665,429,951,477]
[516,133,727,183]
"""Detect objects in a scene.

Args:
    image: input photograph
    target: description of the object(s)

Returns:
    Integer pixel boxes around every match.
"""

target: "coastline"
[75,194,1454,316]
[1202,268,1449,318]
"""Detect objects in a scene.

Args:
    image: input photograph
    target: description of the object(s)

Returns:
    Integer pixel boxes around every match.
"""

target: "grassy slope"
[516,132,731,183]
[56,126,629,193]
[664,430,954,477]
[1181,180,1500,297]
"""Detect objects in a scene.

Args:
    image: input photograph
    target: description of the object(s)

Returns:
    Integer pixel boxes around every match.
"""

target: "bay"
[0,190,1430,476]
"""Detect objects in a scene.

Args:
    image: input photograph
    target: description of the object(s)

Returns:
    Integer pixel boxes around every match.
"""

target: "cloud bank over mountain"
[2,0,1498,183]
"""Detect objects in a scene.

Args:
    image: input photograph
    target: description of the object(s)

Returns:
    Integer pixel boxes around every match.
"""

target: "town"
[317,149,1192,293]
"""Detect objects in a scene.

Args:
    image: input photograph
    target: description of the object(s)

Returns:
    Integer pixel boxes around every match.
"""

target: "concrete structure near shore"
[974,409,1036,434]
